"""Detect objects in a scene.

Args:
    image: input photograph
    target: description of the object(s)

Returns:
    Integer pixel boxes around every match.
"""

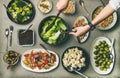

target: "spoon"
[10,26,14,47]
[20,24,33,34]
[79,0,89,16]
[66,66,88,78]
[40,44,51,56]
[109,38,115,60]
[5,29,9,51]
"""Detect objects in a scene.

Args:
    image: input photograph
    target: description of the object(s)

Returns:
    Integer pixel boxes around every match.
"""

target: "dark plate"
[61,46,89,73]
[38,16,69,45]
[7,0,35,24]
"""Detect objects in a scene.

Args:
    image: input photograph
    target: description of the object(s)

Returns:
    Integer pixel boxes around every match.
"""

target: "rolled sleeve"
[109,0,120,10]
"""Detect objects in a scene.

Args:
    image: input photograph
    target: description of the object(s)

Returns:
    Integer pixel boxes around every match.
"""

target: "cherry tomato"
[24,54,29,57]
[30,56,35,63]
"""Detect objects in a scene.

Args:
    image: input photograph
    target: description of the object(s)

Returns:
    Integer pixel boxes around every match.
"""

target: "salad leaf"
[48,31,61,44]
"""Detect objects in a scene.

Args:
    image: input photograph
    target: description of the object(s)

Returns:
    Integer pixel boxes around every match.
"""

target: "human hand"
[56,0,69,14]
[69,25,90,37]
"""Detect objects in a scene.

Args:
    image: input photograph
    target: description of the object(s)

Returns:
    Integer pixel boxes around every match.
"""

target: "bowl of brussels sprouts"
[7,0,35,24]
[90,36,115,75]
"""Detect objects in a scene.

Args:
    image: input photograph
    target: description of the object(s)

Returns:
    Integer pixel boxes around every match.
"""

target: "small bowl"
[38,0,53,14]
[3,50,20,65]
[18,29,34,46]
[74,16,89,43]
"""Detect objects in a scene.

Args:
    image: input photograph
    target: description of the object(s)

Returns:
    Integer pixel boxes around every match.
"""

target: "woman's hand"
[69,25,90,37]
[56,0,69,14]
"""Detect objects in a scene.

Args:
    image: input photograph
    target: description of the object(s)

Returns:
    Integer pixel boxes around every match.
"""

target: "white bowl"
[92,6,117,30]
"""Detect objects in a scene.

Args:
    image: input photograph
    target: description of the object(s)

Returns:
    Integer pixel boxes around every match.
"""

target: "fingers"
[73,19,78,27]
[69,32,78,37]
[69,28,79,37]
[72,28,77,32]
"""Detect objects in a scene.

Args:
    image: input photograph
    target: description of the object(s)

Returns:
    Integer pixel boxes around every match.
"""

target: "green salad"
[40,17,67,45]
[8,0,33,23]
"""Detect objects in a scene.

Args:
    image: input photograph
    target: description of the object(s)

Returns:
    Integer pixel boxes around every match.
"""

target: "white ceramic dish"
[92,6,117,30]
[75,16,89,43]
[63,0,75,14]
[21,48,59,72]
[38,0,53,14]
[90,37,115,75]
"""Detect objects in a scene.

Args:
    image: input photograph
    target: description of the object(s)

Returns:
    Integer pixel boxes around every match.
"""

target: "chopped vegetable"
[8,0,34,23]
[40,16,68,45]
[23,50,56,70]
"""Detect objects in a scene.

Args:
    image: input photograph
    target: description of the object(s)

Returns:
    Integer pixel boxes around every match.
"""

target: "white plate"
[21,48,59,72]
[75,16,89,43]
[79,32,89,43]
[92,6,117,30]
[90,37,115,74]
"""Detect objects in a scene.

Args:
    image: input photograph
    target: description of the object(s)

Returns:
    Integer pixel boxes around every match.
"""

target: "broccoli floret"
[22,16,28,22]
[17,14,27,23]
[26,10,32,15]
[48,31,61,44]
[23,6,30,11]
[28,4,32,8]
[11,2,17,8]
[21,11,25,16]
[8,7,14,13]
[12,12,17,18]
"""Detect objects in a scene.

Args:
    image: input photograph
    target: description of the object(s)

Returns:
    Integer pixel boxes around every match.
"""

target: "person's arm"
[56,0,69,14]
[70,4,115,37]
[91,4,115,25]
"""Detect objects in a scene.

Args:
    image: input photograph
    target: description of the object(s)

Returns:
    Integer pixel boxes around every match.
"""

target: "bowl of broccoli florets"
[7,0,35,24]
[38,16,69,45]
